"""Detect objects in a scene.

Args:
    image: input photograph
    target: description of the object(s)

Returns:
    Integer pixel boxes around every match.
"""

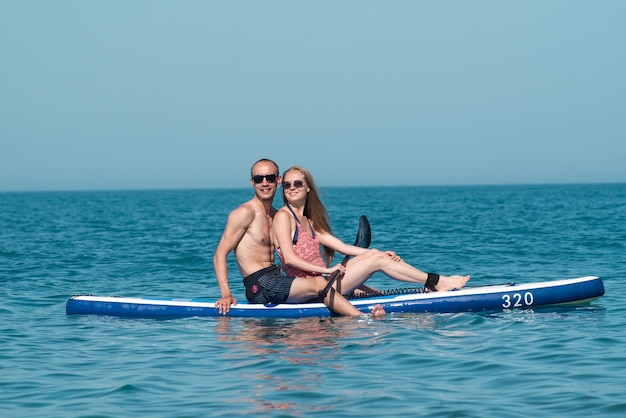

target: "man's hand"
[215,295,237,315]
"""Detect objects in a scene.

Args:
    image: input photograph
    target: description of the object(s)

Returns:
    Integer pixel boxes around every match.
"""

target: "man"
[213,158,385,317]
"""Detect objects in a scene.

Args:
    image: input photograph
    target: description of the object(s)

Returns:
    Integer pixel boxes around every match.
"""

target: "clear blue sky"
[1,1,625,192]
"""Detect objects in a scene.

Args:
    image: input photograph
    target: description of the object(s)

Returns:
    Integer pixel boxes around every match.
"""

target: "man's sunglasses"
[282,180,305,189]
[252,174,278,184]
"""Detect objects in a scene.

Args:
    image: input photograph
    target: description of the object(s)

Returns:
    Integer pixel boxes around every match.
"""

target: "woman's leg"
[288,276,385,317]
[339,249,470,293]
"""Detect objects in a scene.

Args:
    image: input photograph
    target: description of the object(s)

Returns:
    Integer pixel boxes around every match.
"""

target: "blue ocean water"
[1,184,625,417]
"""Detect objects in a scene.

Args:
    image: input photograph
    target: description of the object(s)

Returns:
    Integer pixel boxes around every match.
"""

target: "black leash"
[317,215,371,301]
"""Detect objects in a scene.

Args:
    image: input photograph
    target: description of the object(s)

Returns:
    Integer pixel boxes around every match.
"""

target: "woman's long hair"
[282,166,335,265]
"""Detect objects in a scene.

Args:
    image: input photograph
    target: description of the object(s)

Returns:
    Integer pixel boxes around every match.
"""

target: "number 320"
[501,292,534,309]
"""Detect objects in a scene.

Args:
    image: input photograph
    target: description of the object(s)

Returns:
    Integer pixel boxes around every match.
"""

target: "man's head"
[250,158,280,201]
[250,159,279,182]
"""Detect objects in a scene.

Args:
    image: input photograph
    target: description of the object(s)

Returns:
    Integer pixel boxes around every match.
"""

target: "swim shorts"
[243,265,295,304]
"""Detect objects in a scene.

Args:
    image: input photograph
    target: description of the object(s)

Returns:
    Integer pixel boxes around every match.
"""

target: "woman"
[272,166,470,296]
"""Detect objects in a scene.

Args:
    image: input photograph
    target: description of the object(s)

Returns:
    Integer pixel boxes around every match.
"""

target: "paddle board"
[65,276,604,319]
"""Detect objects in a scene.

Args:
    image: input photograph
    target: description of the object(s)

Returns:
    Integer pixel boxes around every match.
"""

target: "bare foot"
[370,304,386,318]
[435,275,470,292]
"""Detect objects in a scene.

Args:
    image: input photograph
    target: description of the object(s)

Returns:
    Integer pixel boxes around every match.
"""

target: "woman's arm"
[316,231,369,257]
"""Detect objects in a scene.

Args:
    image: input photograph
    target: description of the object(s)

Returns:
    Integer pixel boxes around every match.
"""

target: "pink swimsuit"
[277,206,326,278]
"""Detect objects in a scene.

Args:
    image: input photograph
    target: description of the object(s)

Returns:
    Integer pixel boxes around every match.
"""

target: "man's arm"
[213,205,254,314]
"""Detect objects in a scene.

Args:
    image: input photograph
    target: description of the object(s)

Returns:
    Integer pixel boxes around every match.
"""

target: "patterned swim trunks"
[243,265,296,304]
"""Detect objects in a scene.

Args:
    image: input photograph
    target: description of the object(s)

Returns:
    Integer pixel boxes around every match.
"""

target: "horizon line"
[1,180,624,195]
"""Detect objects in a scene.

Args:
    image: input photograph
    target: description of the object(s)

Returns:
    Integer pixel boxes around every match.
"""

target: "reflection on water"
[213,315,390,415]
[215,316,357,364]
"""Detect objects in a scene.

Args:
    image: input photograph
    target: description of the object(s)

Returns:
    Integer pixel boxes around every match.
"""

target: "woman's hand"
[385,250,402,262]
[328,263,346,275]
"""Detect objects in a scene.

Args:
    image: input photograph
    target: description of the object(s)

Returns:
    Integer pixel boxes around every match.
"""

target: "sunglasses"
[282,180,305,189]
[252,174,278,184]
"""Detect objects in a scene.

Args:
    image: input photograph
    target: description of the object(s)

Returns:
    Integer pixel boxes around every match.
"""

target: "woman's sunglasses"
[282,180,305,189]
[252,174,278,184]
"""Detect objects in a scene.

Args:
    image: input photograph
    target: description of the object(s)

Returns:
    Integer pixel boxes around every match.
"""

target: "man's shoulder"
[230,199,276,221]
[227,201,256,223]
[234,200,256,213]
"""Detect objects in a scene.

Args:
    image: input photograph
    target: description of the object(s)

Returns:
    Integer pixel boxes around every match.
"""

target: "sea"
[1,183,625,417]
